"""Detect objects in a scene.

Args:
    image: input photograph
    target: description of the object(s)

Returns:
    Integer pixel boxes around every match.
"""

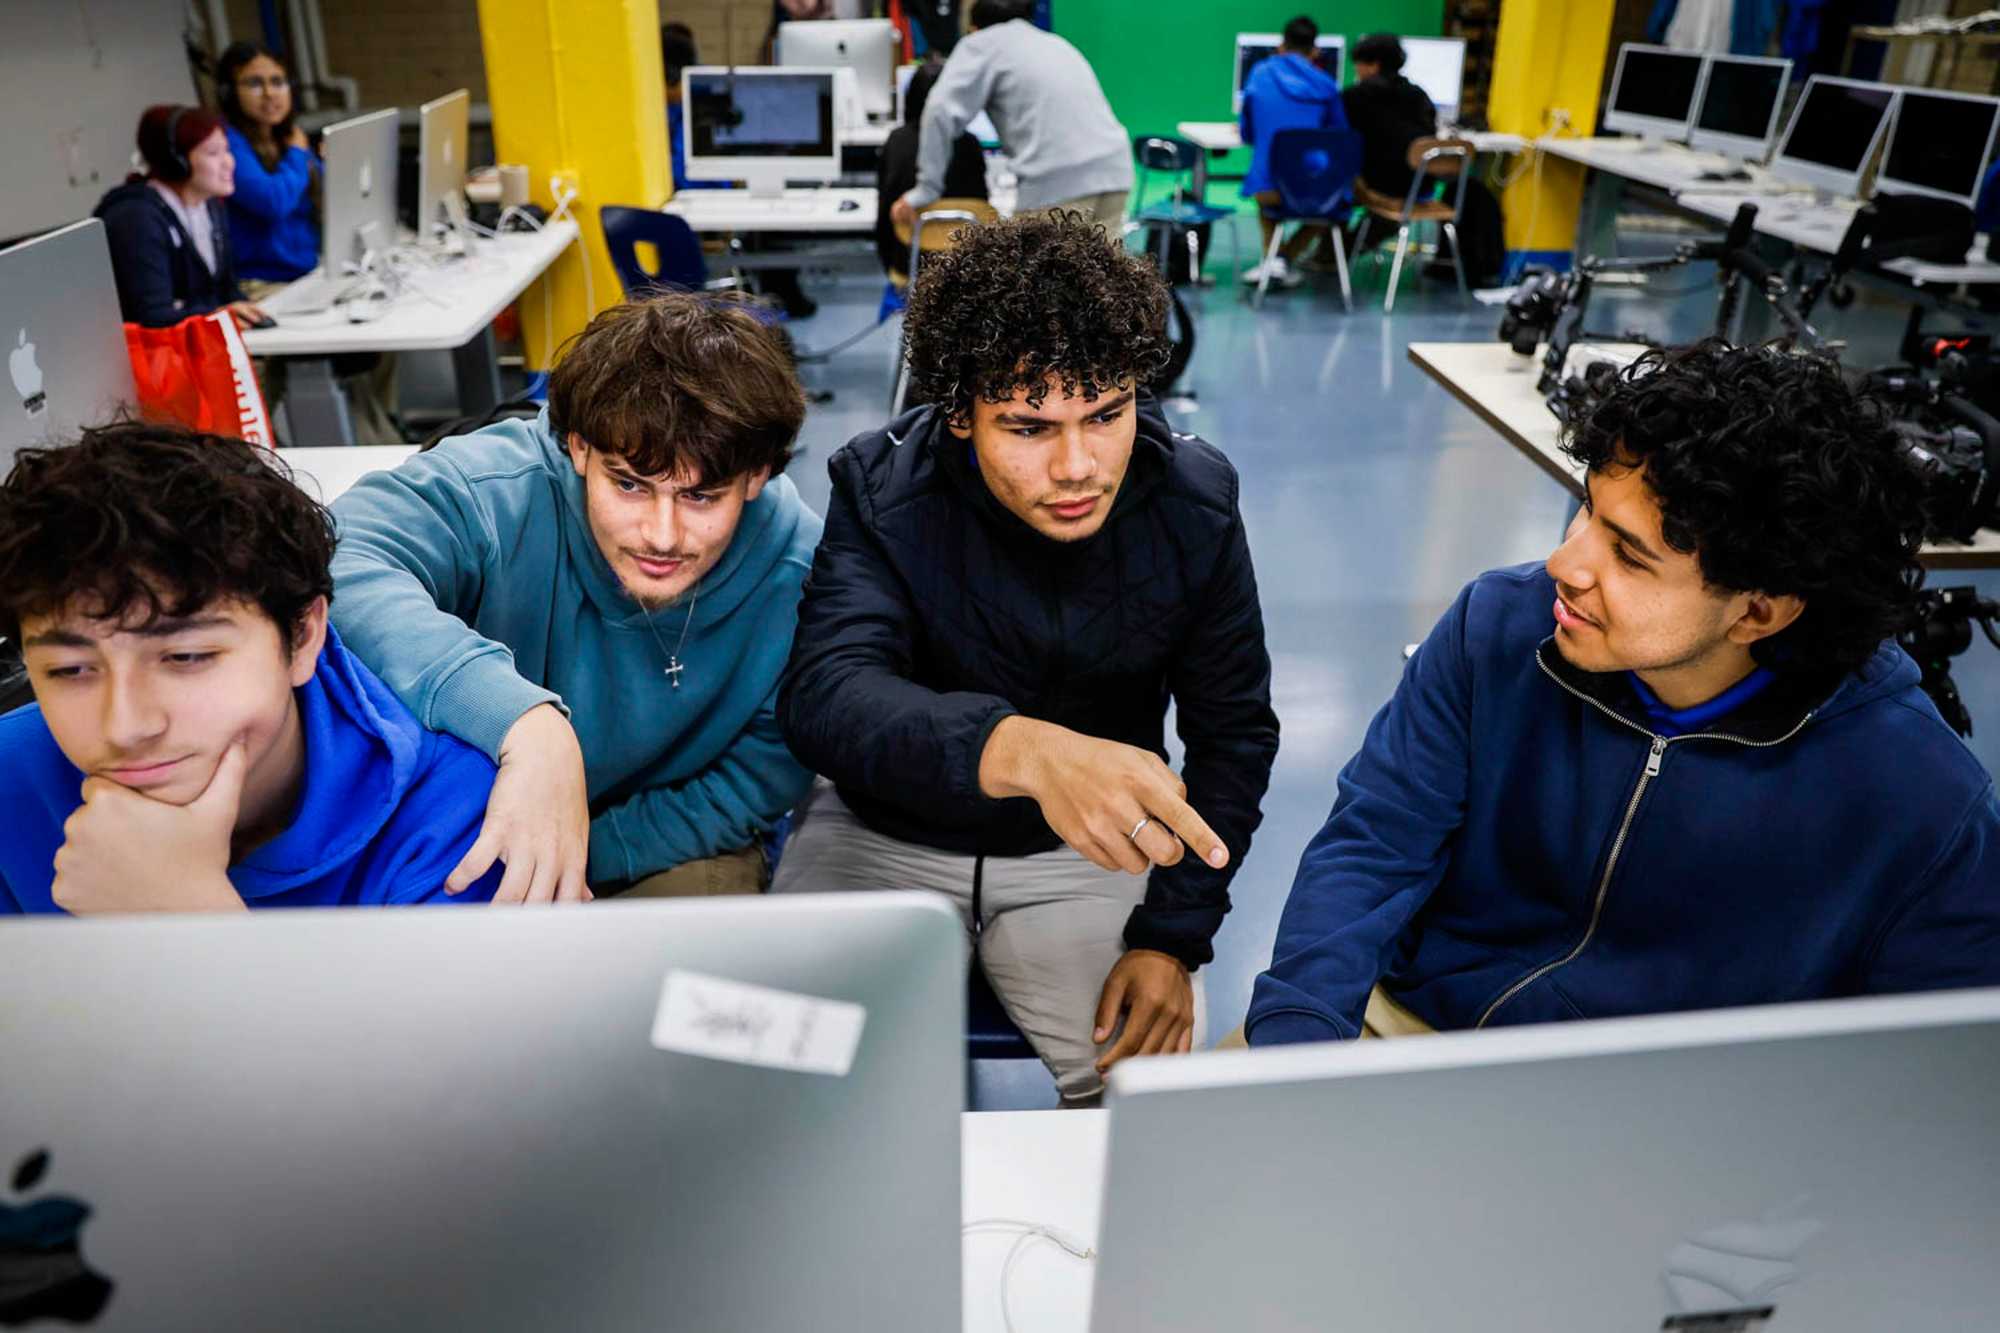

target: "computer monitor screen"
[319,107,400,273]
[776,18,898,122]
[1233,33,1345,111]
[0,219,134,469]
[683,67,840,194]
[417,88,471,240]
[1773,75,1899,197]
[1399,37,1467,120]
[1688,54,1790,162]
[1603,43,1705,139]
[1878,88,2000,206]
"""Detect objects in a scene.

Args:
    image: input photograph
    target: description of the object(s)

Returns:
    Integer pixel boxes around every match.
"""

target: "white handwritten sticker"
[650,970,867,1077]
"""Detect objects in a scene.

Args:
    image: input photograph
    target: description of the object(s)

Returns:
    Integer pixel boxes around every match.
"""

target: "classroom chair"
[889,199,999,414]
[1353,135,1475,314]
[1254,128,1364,311]
[1129,135,1241,287]
[598,207,713,297]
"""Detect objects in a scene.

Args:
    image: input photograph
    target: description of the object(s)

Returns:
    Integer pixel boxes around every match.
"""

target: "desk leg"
[1192,150,1212,203]
[452,326,503,418]
[285,357,356,446]
[1576,169,1623,263]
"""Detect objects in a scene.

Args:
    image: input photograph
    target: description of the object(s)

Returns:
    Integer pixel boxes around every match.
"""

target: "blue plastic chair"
[1129,135,1241,286]
[598,206,711,296]
[1256,128,1364,312]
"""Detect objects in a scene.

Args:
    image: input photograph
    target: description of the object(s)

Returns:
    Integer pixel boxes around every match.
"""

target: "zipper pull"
[1645,736,1667,777]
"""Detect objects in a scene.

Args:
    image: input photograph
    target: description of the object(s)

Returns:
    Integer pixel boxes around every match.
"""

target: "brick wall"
[661,0,778,68]
[212,0,488,109]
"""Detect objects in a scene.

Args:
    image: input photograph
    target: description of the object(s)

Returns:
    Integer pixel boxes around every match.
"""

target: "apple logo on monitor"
[358,159,373,199]
[0,1148,116,1325]
[10,330,44,419]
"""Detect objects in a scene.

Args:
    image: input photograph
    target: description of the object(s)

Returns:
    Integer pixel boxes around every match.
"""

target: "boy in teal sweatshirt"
[328,293,823,904]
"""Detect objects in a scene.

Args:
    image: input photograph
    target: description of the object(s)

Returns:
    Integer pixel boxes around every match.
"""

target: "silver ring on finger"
[1128,816,1152,842]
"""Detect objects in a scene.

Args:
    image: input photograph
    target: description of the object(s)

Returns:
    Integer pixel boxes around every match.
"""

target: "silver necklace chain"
[639,577,700,689]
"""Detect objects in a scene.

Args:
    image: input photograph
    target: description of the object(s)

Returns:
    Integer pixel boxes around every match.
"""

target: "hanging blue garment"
[1733,0,1782,55]
[1781,0,1828,71]
[1647,0,1681,42]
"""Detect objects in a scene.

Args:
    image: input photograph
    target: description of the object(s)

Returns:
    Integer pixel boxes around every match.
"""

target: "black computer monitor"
[1687,55,1791,163]
[1772,76,1899,197]
[1877,88,2000,207]
[1603,44,1705,140]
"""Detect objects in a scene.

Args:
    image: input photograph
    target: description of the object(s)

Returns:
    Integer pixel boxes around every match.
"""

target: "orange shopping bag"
[121,311,272,446]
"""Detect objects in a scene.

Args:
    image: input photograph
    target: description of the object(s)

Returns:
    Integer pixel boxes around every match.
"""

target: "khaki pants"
[614,843,768,898]
[1033,189,1131,239]
[1219,986,1434,1048]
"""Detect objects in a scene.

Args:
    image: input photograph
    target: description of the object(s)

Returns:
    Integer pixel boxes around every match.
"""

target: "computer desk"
[1675,189,2000,286]
[1174,121,1525,199]
[277,444,420,505]
[962,1110,1104,1333]
[663,185,879,234]
[1407,339,2000,569]
[244,221,579,447]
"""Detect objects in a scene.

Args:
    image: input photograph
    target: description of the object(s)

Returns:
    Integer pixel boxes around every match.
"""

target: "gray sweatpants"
[771,780,1206,1100]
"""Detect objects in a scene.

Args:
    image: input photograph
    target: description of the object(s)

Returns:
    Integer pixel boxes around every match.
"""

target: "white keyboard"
[261,273,353,316]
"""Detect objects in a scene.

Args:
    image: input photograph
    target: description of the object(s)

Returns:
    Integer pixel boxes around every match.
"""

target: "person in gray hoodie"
[890,0,1132,236]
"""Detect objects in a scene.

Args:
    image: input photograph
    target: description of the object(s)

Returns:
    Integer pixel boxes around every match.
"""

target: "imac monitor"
[1687,53,1792,167]
[0,894,964,1331]
[0,219,134,470]
[1602,43,1706,141]
[1233,33,1345,112]
[1091,988,2000,1333]
[1772,75,1899,197]
[683,67,841,196]
[1878,87,2000,208]
[416,88,472,241]
[896,63,1000,144]
[776,18,899,123]
[1399,36,1468,123]
[320,107,400,273]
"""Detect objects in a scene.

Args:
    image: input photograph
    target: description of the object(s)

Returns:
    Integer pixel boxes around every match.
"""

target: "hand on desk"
[226,301,273,331]
[890,193,917,232]
[447,703,593,905]
[52,742,248,914]
[1094,948,1196,1074]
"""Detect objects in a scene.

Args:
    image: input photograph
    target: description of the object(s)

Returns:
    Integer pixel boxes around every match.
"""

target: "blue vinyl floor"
[773,226,2000,1108]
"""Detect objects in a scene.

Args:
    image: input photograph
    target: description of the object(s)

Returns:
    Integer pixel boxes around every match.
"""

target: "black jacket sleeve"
[100,198,186,328]
[780,452,1019,819]
[1127,499,1280,969]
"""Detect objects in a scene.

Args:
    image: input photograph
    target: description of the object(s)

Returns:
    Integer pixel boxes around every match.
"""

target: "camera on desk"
[1498,268,1574,357]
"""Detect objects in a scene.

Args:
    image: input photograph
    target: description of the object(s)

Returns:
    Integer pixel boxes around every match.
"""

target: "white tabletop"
[664,186,879,233]
[1539,136,1800,198]
[1408,340,2000,567]
[961,1110,1105,1333]
[845,121,894,149]
[1174,121,1523,156]
[274,444,419,505]
[242,221,579,357]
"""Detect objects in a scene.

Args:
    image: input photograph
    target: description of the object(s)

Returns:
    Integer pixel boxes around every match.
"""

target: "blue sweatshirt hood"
[1262,52,1342,104]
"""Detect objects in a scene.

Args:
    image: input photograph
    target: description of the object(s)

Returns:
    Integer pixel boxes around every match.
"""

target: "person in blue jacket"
[1238,15,1350,291]
[328,291,822,905]
[0,422,503,914]
[1249,340,2000,1045]
[216,41,320,284]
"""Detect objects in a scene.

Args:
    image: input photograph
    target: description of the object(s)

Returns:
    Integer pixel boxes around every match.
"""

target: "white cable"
[963,1218,1096,1333]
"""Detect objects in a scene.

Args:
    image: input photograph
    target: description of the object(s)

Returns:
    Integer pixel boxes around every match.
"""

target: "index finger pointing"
[1149,791,1229,870]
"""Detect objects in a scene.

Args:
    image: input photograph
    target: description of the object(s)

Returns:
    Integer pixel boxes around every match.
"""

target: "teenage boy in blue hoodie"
[1249,341,2000,1044]
[1238,15,1350,291]
[0,423,502,914]
[329,292,823,904]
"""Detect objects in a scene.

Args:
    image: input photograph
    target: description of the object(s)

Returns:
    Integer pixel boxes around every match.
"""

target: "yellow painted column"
[477,0,671,368]
[1487,0,1616,268]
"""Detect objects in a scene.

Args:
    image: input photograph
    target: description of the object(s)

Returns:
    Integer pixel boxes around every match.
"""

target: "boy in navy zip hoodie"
[0,422,503,915]
[1250,341,2000,1044]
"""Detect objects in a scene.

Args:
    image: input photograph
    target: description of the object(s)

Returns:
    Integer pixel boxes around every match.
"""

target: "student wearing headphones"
[94,105,266,329]
[215,42,319,286]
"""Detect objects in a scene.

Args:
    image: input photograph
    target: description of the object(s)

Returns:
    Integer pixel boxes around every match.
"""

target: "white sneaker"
[1240,256,1301,289]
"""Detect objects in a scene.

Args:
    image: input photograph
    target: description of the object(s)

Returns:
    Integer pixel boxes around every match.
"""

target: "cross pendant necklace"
[641,576,701,690]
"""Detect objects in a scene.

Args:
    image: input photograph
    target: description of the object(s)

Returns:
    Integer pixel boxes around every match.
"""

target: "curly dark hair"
[1561,339,1927,676]
[903,210,1172,429]
[0,421,334,644]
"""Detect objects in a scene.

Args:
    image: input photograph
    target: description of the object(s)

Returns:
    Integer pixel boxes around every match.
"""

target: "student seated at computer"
[1237,16,1350,292]
[875,57,987,281]
[0,422,505,914]
[95,105,267,329]
[215,41,320,287]
[1246,342,2000,1045]
[329,292,822,905]
[890,0,1132,237]
[662,23,722,196]
[776,213,1281,1103]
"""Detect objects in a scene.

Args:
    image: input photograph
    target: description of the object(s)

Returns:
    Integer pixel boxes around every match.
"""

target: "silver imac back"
[319,107,400,274]
[1091,989,2000,1333]
[0,219,134,470]
[0,893,963,1331]
[416,88,472,241]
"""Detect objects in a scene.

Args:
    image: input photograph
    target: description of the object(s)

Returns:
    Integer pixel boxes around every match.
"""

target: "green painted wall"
[1055,1,1447,139]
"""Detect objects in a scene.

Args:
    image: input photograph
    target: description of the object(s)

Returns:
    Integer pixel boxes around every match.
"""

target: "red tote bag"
[122,310,273,447]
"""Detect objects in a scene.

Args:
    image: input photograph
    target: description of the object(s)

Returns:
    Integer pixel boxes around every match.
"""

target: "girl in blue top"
[217,42,320,283]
